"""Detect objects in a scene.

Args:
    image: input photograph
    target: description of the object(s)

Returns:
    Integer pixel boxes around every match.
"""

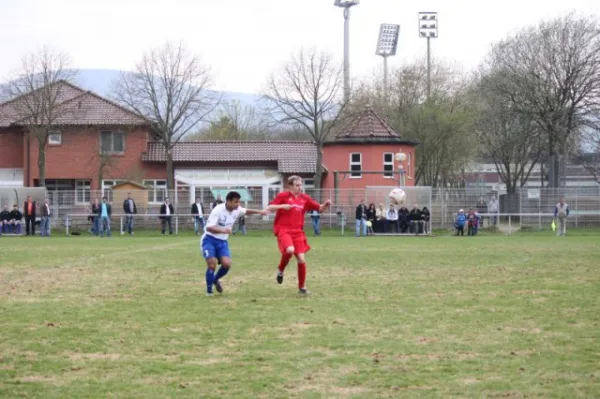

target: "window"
[100,131,125,154]
[304,179,315,188]
[48,132,62,145]
[101,179,125,201]
[143,179,167,204]
[75,180,91,204]
[350,153,362,178]
[383,153,394,178]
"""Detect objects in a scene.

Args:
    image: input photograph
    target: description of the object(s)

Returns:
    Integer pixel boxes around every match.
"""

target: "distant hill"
[74,69,263,109]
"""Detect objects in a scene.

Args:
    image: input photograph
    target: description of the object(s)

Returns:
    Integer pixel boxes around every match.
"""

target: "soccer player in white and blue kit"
[202,191,267,296]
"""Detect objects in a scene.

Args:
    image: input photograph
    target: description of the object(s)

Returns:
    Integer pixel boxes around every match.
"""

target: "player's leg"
[213,241,232,294]
[276,232,294,284]
[292,232,311,294]
[201,237,219,296]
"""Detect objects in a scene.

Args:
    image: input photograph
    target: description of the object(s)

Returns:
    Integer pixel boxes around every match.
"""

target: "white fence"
[2,186,599,233]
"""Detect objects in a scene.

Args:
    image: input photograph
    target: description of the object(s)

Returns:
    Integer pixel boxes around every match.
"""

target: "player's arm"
[245,208,268,216]
[319,199,332,213]
[266,192,292,212]
[266,204,292,212]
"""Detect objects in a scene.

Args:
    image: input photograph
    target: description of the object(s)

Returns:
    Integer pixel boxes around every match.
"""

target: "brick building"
[0,82,418,210]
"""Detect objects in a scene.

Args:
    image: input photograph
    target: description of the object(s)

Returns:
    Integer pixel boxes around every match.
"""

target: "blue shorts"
[201,234,231,261]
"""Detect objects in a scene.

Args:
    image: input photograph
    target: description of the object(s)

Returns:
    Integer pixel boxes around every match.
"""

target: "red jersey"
[270,191,320,234]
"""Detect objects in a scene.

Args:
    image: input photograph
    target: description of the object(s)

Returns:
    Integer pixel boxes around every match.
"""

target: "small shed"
[111,181,149,212]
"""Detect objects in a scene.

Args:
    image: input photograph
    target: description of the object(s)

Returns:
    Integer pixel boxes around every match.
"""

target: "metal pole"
[383,55,388,101]
[426,36,431,100]
[343,7,351,103]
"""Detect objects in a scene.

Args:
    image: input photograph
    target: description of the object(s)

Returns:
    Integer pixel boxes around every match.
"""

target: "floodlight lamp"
[334,0,359,6]
[375,23,400,56]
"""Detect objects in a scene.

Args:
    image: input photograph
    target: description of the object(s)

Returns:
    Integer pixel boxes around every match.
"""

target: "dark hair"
[102,196,107,200]
[226,191,241,202]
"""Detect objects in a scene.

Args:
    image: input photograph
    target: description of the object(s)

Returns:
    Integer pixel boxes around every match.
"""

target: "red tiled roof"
[335,105,401,142]
[142,141,319,173]
[0,80,147,127]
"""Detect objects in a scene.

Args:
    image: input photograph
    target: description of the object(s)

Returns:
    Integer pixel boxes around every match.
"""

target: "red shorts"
[276,230,311,255]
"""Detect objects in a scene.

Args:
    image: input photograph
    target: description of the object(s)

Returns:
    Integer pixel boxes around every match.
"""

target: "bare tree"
[483,13,600,187]
[263,48,347,189]
[195,100,273,140]
[475,74,543,194]
[350,60,476,187]
[113,42,219,189]
[580,127,600,183]
[1,47,78,187]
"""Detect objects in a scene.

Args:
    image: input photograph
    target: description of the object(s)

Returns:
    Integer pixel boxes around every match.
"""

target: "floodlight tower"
[375,24,400,102]
[418,11,438,100]
[334,0,359,104]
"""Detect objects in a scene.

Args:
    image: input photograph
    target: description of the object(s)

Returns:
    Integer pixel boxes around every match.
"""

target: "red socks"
[278,253,292,273]
[297,262,306,289]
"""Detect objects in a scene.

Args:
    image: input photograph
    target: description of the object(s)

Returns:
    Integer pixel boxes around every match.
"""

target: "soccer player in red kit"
[267,175,331,294]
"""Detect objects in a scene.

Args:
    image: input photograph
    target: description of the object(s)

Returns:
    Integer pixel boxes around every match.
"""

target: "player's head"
[225,191,242,210]
[287,175,303,195]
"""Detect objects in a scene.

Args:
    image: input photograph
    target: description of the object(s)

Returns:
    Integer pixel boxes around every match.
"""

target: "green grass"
[1,232,599,398]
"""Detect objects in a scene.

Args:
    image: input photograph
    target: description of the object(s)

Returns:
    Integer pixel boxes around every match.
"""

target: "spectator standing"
[233,214,247,235]
[467,208,477,236]
[310,209,321,236]
[160,198,175,235]
[23,196,36,236]
[122,193,137,235]
[455,209,467,236]
[355,199,368,237]
[99,197,112,237]
[488,195,499,228]
[191,198,205,235]
[91,198,100,236]
[210,195,223,210]
[476,196,487,227]
[554,197,570,237]
[40,198,52,237]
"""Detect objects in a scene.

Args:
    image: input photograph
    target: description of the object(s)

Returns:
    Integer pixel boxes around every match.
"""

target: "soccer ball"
[389,188,406,205]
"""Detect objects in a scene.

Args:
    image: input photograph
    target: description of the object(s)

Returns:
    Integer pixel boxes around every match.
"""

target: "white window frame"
[48,132,62,146]
[101,179,125,201]
[143,179,167,204]
[350,153,362,178]
[100,131,125,154]
[383,152,394,178]
[75,180,91,204]
[303,179,315,188]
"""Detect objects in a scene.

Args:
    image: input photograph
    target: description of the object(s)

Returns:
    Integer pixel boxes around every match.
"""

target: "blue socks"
[206,266,230,293]
[214,266,229,282]
[205,268,215,292]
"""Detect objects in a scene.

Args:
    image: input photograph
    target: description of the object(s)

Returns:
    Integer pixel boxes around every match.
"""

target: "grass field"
[1,230,599,398]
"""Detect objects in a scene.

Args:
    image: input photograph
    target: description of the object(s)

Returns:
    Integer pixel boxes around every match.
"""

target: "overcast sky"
[0,0,598,94]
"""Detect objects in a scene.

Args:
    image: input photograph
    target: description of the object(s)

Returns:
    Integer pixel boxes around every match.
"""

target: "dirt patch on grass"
[17,374,56,383]
[67,352,122,361]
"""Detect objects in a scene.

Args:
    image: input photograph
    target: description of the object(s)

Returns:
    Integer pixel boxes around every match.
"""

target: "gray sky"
[1,0,598,94]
